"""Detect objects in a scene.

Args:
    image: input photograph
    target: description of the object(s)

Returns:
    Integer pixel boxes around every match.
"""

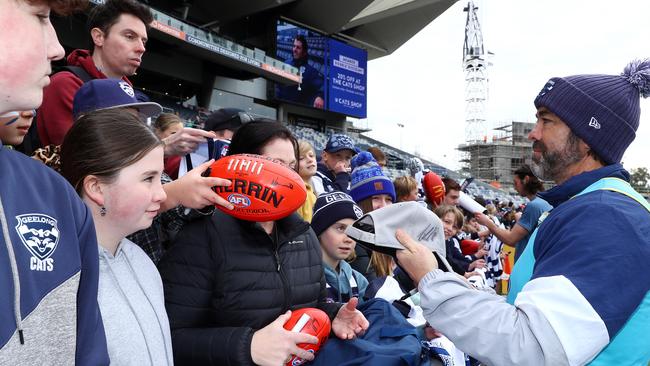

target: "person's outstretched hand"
[332,297,369,339]
[162,127,215,157]
[161,159,233,212]
[251,310,319,366]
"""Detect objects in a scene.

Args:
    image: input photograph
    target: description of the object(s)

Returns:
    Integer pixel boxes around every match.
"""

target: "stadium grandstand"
[50,0,522,204]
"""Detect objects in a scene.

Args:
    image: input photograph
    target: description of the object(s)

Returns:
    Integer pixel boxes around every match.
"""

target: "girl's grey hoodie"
[98,238,173,365]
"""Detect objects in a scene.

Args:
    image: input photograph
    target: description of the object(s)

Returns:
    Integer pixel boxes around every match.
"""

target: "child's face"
[319,218,356,267]
[321,149,353,172]
[371,194,393,211]
[441,212,459,240]
[0,110,35,146]
[298,148,317,180]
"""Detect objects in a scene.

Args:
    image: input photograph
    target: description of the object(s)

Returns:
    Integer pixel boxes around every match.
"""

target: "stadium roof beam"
[339,0,458,59]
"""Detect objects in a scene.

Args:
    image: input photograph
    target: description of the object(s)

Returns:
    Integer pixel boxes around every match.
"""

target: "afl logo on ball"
[228,194,251,208]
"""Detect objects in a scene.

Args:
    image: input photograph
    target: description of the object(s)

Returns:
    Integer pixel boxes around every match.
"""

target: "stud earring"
[100,206,107,216]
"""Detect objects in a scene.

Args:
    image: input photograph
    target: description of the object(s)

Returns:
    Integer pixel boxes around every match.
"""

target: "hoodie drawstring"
[0,194,24,344]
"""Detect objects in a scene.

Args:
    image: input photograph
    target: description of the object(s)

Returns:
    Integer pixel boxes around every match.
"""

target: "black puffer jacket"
[158,211,340,366]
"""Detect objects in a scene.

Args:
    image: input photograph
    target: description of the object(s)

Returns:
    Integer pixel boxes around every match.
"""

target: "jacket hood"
[537,164,629,207]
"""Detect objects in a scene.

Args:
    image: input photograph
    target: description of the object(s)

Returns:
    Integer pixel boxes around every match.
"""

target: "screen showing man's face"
[292,39,306,60]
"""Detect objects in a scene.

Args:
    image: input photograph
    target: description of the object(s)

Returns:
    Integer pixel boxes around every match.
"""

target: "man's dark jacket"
[158,211,340,365]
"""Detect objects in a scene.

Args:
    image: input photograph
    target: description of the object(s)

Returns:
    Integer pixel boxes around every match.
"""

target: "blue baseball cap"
[324,134,357,154]
[72,79,162,120]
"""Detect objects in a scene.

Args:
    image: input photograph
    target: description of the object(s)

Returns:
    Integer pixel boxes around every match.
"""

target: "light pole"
[397,123,405,150]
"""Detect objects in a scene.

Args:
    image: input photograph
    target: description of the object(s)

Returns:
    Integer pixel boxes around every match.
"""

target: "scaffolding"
[458,121,534,192]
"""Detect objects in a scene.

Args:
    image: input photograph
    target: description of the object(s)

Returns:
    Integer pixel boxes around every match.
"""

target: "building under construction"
[458,121,534,192]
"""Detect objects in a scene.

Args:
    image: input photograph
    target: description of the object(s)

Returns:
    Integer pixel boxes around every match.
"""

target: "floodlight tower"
[462,1,488,142]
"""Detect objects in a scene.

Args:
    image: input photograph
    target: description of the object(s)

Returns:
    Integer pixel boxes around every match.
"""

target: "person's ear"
[90,28,105,48]
[82,175,105,208]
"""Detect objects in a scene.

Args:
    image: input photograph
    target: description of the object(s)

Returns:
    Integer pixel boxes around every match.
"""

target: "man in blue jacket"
[395,60,650,365]
[0,0,109,364]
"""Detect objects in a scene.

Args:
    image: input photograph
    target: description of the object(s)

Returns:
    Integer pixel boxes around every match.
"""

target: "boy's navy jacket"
[312,162,351,195]
[0,143,108,364]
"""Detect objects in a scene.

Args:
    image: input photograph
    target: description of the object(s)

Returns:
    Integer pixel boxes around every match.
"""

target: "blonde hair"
[298,139,314,158]
[433,205,464,229]
[153,113,183,135]
[393,176,417,202]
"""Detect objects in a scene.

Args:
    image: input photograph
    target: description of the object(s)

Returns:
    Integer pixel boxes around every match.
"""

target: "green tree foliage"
[630,167,650,191]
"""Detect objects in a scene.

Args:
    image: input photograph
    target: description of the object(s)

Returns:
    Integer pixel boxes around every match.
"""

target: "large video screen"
[275,20,367,118]
[275,20,327,109]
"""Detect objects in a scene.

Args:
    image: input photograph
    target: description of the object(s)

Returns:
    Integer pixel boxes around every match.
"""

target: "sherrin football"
[423,171,446,206]
[209,154,307,221]
[283,308,331,366]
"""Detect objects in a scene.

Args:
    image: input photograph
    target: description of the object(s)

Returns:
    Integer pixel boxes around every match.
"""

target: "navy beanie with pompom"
[349,151,396,203]
[534,59,650,164]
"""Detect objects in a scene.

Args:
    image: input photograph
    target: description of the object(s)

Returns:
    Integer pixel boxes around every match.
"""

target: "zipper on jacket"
[273,229,291,312]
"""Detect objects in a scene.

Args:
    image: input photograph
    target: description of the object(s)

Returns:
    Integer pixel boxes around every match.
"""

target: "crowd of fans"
[2,0,649,365]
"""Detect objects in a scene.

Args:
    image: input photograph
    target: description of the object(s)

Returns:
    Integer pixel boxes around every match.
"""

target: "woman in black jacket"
[159,120,368,366]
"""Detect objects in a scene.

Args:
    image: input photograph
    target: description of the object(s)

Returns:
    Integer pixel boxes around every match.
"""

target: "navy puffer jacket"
[159,211,340,366]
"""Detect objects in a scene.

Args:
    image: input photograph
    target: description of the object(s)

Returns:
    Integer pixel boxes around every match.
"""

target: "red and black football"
[423,171,446,206]
[283,308,331,366]
[209,154,307,221]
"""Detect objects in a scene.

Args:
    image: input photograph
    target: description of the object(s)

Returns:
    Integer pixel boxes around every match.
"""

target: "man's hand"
[468,259,486,270]
[251,311,319,366]
[161,159,233,212]
[395,229,438,285]
[474,212,493,229]
[474,247,488,259]
[162,127,216,157]
[333,160,350,174]
[332,297,369,339]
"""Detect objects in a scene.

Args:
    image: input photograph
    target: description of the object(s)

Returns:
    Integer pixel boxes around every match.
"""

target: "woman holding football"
[159,120,369,366]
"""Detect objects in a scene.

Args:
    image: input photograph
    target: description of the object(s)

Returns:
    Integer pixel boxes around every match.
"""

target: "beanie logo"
[119,81,135,98]
[353,206,363,219]
[537,79,555,97]
[374,181,384,190]
[588,117,601,129]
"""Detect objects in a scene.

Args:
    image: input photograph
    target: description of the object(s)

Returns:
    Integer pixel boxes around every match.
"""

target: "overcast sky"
[363,0,650,172]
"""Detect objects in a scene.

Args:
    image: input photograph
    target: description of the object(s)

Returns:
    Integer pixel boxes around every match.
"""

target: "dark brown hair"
[60,108,162,194]
[514,165,545,194]
[227,119,299,170]
[442,177,461,193]
[86,0,153,52]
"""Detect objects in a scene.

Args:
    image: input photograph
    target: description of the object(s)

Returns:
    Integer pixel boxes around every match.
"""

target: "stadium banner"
[327,39,367,118]
[150,20,186,41]
[186,35,262,68]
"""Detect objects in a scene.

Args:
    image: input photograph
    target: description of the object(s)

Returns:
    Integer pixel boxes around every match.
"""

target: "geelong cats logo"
[15,214,60,271]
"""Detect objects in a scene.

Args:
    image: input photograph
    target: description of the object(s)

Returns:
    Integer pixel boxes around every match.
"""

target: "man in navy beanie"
[394,60,650,365]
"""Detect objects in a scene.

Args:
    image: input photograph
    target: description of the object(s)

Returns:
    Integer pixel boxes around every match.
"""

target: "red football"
[209,154,307,221]
[461,239,480,256]
[283,308,331,366]
[423,172,446,206]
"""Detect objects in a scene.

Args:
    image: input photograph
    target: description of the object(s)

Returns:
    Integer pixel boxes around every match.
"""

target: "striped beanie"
[349,151,396,203]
